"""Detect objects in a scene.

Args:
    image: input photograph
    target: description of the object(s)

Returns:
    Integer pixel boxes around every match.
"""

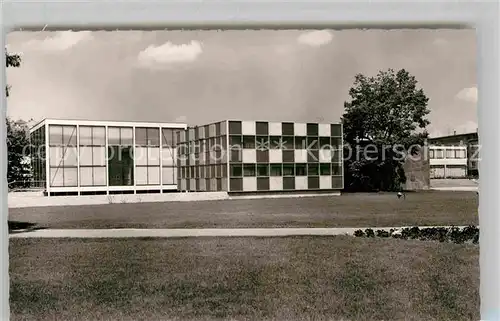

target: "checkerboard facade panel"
[177,120,343,193]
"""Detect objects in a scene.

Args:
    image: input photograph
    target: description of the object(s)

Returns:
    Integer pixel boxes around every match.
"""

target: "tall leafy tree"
[342,69,430,192]
[6,50,31,189]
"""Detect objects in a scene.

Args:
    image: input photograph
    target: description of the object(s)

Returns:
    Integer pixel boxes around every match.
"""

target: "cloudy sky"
[6,29,476,137]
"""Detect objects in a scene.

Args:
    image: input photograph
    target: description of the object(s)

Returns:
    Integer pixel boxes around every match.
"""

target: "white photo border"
[1,1,498,320]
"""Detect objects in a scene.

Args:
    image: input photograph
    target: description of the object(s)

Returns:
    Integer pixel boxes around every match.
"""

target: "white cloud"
[456,86,478,104]
[15,31,93,52]
[297,30,333,47]
[137,40,202,68]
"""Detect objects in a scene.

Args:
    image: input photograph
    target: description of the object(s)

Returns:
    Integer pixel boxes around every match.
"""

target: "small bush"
[376,230,390,238]
[365,229,375,238]
[354,229,365,237]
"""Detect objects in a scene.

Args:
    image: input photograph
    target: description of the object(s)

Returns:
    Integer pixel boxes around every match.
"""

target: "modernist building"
[176,120,344,193]
[29,119,187,196]
[428,131,479,178]
[428,144,468,178]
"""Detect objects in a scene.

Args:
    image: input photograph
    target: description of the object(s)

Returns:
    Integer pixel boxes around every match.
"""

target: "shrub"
[376,229,390,238]
[354,229,365,237]
[352,225,479,245]
[364,229,375,238]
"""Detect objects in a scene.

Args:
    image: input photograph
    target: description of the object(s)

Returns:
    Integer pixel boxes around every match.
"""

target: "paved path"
[9,226,473,238]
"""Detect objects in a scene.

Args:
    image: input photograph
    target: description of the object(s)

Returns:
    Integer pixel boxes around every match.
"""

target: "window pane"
[446,149,454,158]
[63,126,77,146]
[230,150,242,162]
[93,147,106,166]
[230,135,242,148]
[93,127,106,146]
[162,167,175,185]
[270,164,282,176]
[64,147,78,167]
[121,128,133,145]
[256,122,269,135]
[282,123,294,136]
[229,121,242,135]
[79,147,93,166]
[148,128,160,146]
[320,164,331,175]
[162,129,174,147]
[307,123,319,136]
[243,136,255,149]
[283,164,294,176]
[283,137,294,150]
[135,127,148,145]
[148,147,160,166]
[256,136,269,151]
[93,167,106,186]
[331,124,341,137]
[307,137,319,149]
[243,164,256,177]
[319,137,331,149]
[230,165,242,177]
[162,148,175,166]
[49,168,64,187]
[308,164,319,176]
[135,147,148,166]
[270,136,282,149]
[108,127,120,145]
[294,137,307,149]
[136,166,148,185]
[257,164,269,177]
[49,147,64,167]
[79,126,92,146]
[64,167,78,186]
[332,164,342,175]
[295,164,307,176]
[49,125,63,145]
[148,166,160,185]
[80,167,93,186]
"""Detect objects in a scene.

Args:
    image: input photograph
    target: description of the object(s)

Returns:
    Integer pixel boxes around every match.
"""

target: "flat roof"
[428,131,478,141]
[30,118,188,133]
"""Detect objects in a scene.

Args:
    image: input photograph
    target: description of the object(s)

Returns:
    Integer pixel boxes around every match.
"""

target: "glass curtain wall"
[48,125,78,187]
[135,127,160,185]
[79,126,107,186]
[162,128,177,185]
[108,127,134,186]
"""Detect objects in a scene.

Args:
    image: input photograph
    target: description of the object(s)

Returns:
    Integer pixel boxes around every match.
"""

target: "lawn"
[9,191,478,229]
[10,236,479,321]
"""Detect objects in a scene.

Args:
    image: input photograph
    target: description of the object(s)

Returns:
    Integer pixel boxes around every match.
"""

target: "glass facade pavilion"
[176,120,344,193]
[29,119,187,196]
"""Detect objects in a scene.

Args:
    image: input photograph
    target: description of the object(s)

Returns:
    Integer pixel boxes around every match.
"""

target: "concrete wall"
[403,148,430,191]
[8,191,230,208]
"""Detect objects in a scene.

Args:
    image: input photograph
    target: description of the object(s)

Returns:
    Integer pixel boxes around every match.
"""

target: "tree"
[7,118,31,188]
[342,69,430,192]
[6,50,31,189]
[6,50,21,97]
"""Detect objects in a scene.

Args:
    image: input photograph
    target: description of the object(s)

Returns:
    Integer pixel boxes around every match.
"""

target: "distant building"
[428,131,479,178]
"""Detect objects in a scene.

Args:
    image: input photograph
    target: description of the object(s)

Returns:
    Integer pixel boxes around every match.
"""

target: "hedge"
[353,226,479,244]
